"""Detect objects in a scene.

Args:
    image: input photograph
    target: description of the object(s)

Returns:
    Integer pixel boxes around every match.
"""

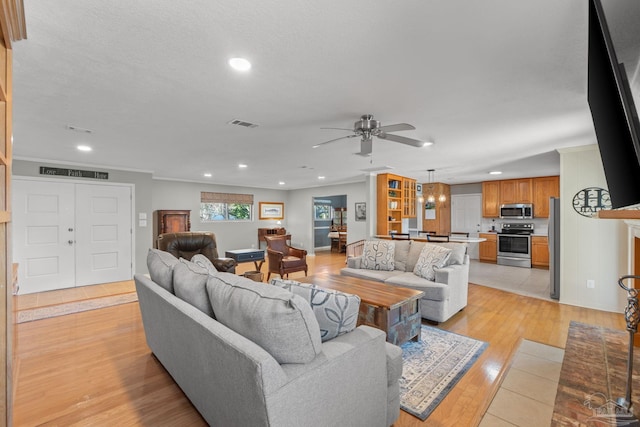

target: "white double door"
[13,178,133,294]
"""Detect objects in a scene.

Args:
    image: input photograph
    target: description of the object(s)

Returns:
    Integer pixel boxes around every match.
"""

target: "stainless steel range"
[497,223,534,268]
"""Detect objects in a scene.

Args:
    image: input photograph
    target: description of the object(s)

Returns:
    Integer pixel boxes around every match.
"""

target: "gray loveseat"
[136,249,402,427]
[341,239,469,323]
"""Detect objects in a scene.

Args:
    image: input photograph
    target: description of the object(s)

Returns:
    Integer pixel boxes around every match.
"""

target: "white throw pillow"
[271,279,361,342]
[413,244,452,281]
[361,240,395,271]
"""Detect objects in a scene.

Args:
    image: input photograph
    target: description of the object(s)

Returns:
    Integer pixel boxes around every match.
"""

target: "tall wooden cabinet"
[533,176,560,218]
[421,182,451,235]
[402,178,417,218]
[153,210,191,247]
[377,174,404,235]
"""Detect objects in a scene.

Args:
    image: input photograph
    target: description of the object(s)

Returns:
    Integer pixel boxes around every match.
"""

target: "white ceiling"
[10,0,640,189]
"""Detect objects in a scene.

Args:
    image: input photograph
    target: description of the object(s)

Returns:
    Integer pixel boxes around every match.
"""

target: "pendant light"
[425,169,446,204]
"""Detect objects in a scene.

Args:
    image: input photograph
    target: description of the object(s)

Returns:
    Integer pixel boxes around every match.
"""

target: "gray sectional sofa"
[136,248,402,427]
[341,239,470,323]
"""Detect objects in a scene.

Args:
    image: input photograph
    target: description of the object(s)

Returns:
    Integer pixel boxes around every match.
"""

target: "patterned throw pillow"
[413,244,453,281]
[190,254,218,275]
[271,279,361,342]
[361,240,395,271]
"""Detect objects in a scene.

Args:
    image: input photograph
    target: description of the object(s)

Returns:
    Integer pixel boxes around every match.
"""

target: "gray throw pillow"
[271,279,361,342]
[413,244,452,281]
[173,259,214,317]
[361,240,395,271]
[147,248,179,293]
[190,254,218,274]
[428,242,467,265]
[206,274,322,364]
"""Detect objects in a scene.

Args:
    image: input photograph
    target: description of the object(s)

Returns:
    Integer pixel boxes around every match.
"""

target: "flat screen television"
[588,0,640,209]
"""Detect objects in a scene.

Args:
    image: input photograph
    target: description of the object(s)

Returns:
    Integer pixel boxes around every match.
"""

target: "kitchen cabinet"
[500,178,533,204]
[531,236,549,268]
[482,181,500,217]
[402,177,417,218]
[479,233,497,263]
[153,209,191,248]
[377,173,404,235]
[533,176,560,218]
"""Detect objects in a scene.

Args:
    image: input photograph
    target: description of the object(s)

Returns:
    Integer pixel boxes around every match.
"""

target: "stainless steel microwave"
[500,203,533,219]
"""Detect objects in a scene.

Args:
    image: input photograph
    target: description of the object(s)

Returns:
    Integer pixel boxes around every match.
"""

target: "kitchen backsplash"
[480,217,549,235]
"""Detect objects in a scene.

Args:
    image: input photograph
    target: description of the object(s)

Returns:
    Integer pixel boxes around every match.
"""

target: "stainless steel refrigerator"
[549,197,560,299]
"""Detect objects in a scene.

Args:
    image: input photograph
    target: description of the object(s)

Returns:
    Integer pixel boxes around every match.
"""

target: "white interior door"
[12,180,76,293]
[451,194,482,260]
[75,184,132,286]
[12,179,133,294]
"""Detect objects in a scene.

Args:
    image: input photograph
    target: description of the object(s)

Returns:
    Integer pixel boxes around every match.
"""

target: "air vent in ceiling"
[228,119,259,128]
[66,125,93,134]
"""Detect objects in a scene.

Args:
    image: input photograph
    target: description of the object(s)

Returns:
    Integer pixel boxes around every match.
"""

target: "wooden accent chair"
[265,235,308,280]
[157,232,237,273]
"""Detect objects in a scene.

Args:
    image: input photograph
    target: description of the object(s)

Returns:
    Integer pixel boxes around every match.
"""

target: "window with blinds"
[200,192,254,221]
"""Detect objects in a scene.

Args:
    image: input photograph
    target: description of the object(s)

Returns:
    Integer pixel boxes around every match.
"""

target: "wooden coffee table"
[299,274,424,345]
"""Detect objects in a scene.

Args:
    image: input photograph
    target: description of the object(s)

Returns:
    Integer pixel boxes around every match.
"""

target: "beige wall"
[559,145,627,312]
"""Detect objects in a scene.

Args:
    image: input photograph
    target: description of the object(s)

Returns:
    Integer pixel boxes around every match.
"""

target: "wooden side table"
[225,249,266,272]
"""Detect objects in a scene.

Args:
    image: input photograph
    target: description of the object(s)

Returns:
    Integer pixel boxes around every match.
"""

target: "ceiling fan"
[313,114,429,156]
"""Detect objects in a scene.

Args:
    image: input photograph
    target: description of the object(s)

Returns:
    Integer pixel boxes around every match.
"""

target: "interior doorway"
[313,195,347,250]
[12,178,134,294]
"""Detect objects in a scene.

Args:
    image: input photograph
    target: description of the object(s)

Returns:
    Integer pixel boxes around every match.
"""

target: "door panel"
[451,194,482,260]
[75,184,132,286]
[12,180,76,293]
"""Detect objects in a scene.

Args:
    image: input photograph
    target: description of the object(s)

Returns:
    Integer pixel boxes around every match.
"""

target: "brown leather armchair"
[265,235,308,281]
[157,232,237,273]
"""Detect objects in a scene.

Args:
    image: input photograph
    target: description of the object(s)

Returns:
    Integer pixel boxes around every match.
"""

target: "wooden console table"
[553,321,640,425]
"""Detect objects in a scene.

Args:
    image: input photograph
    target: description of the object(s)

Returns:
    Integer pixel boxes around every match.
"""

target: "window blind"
[201,192,254,204]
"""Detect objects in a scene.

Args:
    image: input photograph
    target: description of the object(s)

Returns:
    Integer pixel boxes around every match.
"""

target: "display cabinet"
[153,210,191,248]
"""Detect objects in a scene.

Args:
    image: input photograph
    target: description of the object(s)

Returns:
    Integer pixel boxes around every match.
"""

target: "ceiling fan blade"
[320,127,355,131]
[312,134,357,148]
[377,132,427,147]
[377,123,415,133]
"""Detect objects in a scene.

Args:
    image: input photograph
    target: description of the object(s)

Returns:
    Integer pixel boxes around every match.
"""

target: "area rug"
[16,292,138,323]
[400,325,488,420]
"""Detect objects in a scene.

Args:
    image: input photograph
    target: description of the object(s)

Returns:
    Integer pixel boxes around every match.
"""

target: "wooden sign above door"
[40,166,109,180]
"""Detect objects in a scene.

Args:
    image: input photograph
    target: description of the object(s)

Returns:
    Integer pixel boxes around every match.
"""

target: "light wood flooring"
[11,251,626,426]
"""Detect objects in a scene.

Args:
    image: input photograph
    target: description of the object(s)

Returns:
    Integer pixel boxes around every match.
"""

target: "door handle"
[68,228,74,232]
[68,240,74,245]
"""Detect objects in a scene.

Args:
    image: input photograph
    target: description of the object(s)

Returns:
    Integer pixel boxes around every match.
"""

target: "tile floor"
[468,260,553,301]
[479,340,565,427]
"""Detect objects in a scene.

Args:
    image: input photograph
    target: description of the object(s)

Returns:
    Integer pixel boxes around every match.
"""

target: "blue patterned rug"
[400,325,488,420]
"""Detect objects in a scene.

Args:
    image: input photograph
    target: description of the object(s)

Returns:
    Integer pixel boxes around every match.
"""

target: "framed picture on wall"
[355,202,366,221]
[259,202,284,220]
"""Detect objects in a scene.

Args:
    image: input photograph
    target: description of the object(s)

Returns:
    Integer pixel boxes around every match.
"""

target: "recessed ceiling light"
[228,57,251,72]
[204,173,212,178]
[238,163,248,168]
[489,171,502,175]
[422,141,434,147]
[279,181,285,185]
[318,176,325,180]
[77,145,92,152]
